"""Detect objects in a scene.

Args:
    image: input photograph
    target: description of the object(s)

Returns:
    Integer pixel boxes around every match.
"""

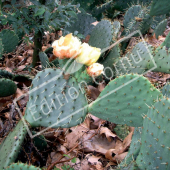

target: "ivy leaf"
[34,7,46,16]
[71,157,76,163]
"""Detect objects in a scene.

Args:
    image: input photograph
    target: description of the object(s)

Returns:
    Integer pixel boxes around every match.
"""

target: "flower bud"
[76,43,101,66]
[52,33,81,59]
[87,63,104,77]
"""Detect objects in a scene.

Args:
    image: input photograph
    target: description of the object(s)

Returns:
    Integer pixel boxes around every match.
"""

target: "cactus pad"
[160,32,170,49]
[150,0,170,16]
[154,19,167,39]
[88,20,113,50]
[25,68,88,128]
[147,46,170,74]
[162,83,170,98]
[114,42,154,76]
[119,127,142,169]
[88,74,162,127]
[123,5,152,35]
[136,98,170,169]
[5,163,41,170]
[64,13,96,38]
[114,124,130,140]
[0,29,19,53]
[100,45,120,79]
[0,121,27,169]
[91,0,112,20]
[0,78,17,97]
[39,52,51,69]
[0,69,14,79]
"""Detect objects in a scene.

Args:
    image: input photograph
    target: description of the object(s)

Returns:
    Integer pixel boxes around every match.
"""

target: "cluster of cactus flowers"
[1,0,170,169]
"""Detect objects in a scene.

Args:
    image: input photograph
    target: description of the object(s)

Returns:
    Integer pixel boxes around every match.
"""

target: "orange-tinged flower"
[52,33,81,59]
[76,43,101,66]
[87,63,104,77]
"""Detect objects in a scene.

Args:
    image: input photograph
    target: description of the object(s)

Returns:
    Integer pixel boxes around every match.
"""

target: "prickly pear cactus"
[100,44,120,79]
[160,32,170,49]
[5,163,41,170]
[0,121,27,169]
[64,13,96,38]
[147,46,170,73]
[25,68,88,128]
[0,78,17,97]
[112,21,121,39]
[88,74,162,127]
[88,20,113,50]
[150,0,170,16]
[0,69,14,79]
[118,127,142,169]
[0,29,19,53]
[114,124,130,140]
[154,19,167,39]
[123,5,152,35]
[162,82,170,98]
[151,15,166,30]
[112,0,152,12]
[114,42,154,76]
[136,98,170,169]
[39,52,51,69]
[91,0,112,20]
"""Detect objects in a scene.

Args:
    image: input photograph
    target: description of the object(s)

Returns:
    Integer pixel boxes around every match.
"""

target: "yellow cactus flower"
[52,33,82,59]
[76,43,101,66]
[87,63,104,77]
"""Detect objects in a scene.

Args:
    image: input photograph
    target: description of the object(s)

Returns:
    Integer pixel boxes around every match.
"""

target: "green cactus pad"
[0,39,4,59]
[75,68,93,85]
[100,45,120,79]
[88,74,162,127]
[50,58,59,67]
[112,21,121,40]
[150,0,170,16]
[91,0,112,20]
[123,5,152,35]
[119,127,142,169]
[112,0,152,12]
[123,5,142,29]
[64,13,96,37]
[0,78,17,97]
[25,68,88,128]
[160,32,170,49]
[5,163,41,170]
[0,121,27,169]
[136,98,170,169]
[0,29,19,53]
[162,83,170,98]
[39,52,51,69]
[0,69,14,79]
[147,46,170,74]
[73,0,95,11]
[114,42,154,76]
[154,19,167,39]
[114,124,130,140]
[88,20,113,50]
[151,15,166,30]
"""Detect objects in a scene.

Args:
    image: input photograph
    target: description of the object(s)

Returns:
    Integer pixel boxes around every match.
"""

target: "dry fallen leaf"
[105,149,128,163]
[100,127,117,142]
[89,114,104,129]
